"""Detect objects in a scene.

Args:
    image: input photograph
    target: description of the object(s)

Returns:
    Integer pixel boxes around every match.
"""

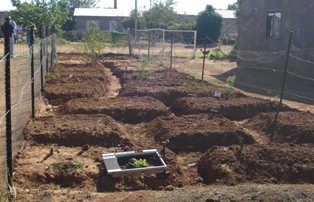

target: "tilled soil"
[13,53,314,201]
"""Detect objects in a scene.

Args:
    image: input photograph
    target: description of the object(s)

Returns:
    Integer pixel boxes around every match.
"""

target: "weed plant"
[225,75,236,98]
[78,22,108,64]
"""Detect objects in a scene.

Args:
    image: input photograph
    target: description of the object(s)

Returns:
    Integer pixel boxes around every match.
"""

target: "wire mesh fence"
[131,28,197,67]
[198,35,314,105]
[0,34,56,189]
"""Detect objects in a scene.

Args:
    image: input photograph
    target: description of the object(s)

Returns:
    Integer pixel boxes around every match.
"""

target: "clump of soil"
[198,143,314,185]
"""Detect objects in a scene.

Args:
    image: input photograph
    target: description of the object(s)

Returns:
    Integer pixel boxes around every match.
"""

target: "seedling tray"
[102,149,167,177]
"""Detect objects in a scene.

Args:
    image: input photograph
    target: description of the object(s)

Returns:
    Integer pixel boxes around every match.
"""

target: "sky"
[2,0,237,15]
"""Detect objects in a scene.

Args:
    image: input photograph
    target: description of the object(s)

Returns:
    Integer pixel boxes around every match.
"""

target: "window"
[109,21,117,31]
[266,12,281,38]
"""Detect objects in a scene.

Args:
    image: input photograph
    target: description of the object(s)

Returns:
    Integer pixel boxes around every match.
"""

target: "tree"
[195,5,223,43]
[141,0,177,29]
[10,0,69,32]
[227,3,239,17]
[10,0,99,32]
[122,10,138,30]
[227,3,238,10]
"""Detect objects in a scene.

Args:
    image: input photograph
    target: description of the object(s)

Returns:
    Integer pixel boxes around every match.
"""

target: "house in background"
[74,8,128,37]
[237,0,314,76]
[74,8,237,40]
[176,14,197,25]
[216,10,237,39]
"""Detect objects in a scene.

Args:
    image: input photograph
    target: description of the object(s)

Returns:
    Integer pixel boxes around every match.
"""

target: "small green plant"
[59,163,68,170]
[0,189,12,202]
[109,143,117,152]
[128,158,148,168]
[135,55,150,74]
[208,79,217,86]
[72,161,82,168]
[225,75,236,98]
[47,68,61,79]
[78,22,108,64]
[134,55,153,76]
[274,95,279,102]
[59,161,82,170]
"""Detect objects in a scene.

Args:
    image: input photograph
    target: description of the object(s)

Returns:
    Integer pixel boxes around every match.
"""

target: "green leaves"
[196,5,223,43]
[128,158,148,168]
[79,22,108,64]
[10,0,99,32]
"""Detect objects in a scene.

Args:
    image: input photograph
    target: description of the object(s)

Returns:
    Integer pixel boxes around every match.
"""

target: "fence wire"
[131,28,197,67]
[0,34,56,189]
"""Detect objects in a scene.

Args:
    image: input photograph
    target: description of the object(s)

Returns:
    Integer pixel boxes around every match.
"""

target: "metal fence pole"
[31,45,35,119]
[4,29,13,187]
[46,24,49,73]
[148,30,151,62]
[202,35,208,81]
[40,24,44,92]
[269,31,293,143]
[170,31,173,69]
[51,28,53,67]
[127,28,133,55]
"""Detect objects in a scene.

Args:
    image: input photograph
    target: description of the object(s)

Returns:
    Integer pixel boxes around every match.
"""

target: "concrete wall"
[237,0,314,76]
[76,16,126,37]
[222,18,237,39]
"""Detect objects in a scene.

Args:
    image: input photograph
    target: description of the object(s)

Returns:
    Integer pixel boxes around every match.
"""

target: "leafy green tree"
[10,0,69,32]
[227,3,238,10]
[122,10,138,30]
[141,0,177,28]
[10,0,98,31]
[195,5,223,43]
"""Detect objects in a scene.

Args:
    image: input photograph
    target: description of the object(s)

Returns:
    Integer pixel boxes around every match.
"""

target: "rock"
[82,144,89,151]
[164,185,174,191]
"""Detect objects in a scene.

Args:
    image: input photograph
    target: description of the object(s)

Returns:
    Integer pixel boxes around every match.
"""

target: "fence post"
[40,24,45,92]
[202,35,208,81]
[170,31,173,69]
[279,31,293,106]
[193,30,197,59]
[269,31,293,143]
[127,28,133,55]
[148,30,151,62]
[4,26,13,187]
[51,26,54,67]
[31,30,35,118]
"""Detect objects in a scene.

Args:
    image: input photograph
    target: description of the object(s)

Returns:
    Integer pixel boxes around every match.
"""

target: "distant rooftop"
[74,8,129,17]
[73,8,236,19]
[216,10,237,19]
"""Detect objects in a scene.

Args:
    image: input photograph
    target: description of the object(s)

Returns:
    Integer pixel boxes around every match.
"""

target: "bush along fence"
[0,24,57,188]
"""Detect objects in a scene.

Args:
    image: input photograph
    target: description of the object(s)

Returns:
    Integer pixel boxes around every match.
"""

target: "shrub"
[225,75,236,98]
[78,22,108,64]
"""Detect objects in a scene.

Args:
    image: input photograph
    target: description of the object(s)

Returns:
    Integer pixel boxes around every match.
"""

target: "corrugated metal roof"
[216,10,237,19]
[74,8,129,17]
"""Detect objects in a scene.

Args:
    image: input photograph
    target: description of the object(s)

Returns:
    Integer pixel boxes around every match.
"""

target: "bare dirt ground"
[12,53,314,201]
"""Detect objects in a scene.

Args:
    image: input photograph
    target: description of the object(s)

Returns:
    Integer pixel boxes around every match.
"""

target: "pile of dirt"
[13,53,314,201]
